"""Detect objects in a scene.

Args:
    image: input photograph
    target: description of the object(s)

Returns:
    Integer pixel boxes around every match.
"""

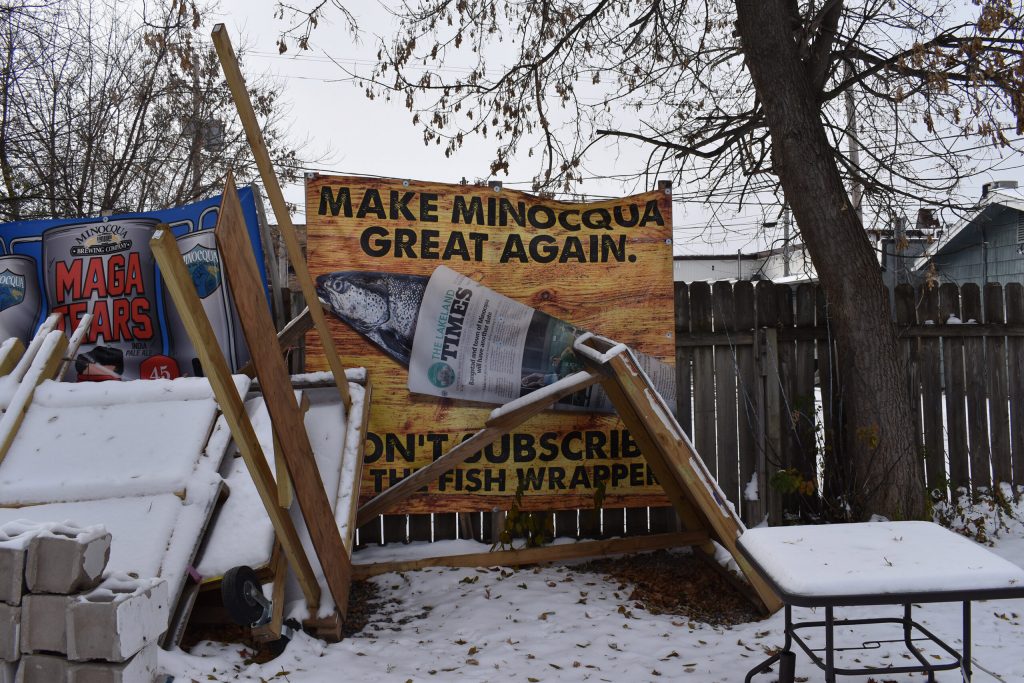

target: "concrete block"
[0,522,40,606]
[20,594,70,655]
[0,662,14,683]
[0,602,19,661]
[67,576,168,663]
[68,644,156,683]
[25,525,110,595]
[15,654,68,683]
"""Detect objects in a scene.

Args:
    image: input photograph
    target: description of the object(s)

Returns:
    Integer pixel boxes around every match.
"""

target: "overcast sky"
[208,1,1022,257]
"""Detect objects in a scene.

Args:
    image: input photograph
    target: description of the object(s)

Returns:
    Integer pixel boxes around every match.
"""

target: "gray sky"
[209,1,1022,257]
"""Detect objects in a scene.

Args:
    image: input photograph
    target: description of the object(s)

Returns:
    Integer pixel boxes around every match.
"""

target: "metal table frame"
[738,536,1024,683]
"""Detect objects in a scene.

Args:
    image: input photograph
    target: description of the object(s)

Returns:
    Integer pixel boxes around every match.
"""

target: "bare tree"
[0,0,303,221]
[297,0,1023,520]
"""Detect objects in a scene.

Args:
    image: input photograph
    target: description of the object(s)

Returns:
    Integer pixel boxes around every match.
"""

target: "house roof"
[913,190,1024,271]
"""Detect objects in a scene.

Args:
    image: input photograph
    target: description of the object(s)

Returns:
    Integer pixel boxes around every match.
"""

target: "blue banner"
[0,188,268,380]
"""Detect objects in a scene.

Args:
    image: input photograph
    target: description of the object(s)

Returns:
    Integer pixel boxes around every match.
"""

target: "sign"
[0,188,268,380]
[307,175,674,512]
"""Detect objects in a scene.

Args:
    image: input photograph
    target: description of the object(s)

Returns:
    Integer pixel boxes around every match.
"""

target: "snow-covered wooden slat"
[0,330,67,467]
[55,312,94,380]
[0,338,25,377]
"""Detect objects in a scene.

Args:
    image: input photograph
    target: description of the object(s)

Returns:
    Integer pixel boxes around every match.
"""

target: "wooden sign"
[307,176,674,512]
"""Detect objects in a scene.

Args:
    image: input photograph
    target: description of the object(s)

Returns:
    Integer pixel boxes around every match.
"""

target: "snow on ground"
[160,513,1024,683]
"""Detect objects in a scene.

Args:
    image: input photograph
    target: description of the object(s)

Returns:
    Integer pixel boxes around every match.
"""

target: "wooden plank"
[674,282,693,438]
[251,544,287,642]
[9,313,59,383]
[358,517,382,546]
[647,506,678,534]
[352,531,709,579]
[433,513,457,540]
[917,285,947,497]
[793,283,817,512]
[56,313,94,381]
[338,380,371,553]
[602,507,625,538]
[626,506,649,535]
[672,324,1024,346]
[382,515,407,544]
[555,509,578,538]
[893,285,920,459]
[961,284,991,492]
[689,281,717,477]
[985,283,1011,487]
[0,331,67,466]
[210,24,352,411]
[733,281,759,524]
[712,282,739,509]
[1006,284,1024,488]
[356,370,600,524]
[215,173,353,616]
[577,337,781,614]
[151,226,322,611]
[939,283,970,493]
[815,287,841,501]
[408,514,432,541]
[238,306,313,378]
[578,507,601,539]
[774,284,798,517]
[756,282,782,522]
[0,339,24,377]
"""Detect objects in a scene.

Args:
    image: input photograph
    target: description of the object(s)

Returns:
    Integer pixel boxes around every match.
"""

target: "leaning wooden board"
[216,174,354,616]
[574,334,782,614]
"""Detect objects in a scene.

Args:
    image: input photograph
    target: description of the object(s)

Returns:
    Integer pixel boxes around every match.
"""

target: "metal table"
[737,521,1024,683]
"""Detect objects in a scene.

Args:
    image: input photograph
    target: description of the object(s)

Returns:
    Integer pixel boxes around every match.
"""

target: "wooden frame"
[0,328,68,465]
[352,531,709,579]
[573,333,782,614]
[215,173,354,617]
[151,226,322,611]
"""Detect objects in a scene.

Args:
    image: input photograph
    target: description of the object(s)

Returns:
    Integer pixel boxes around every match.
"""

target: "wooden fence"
[344,277,1024,544]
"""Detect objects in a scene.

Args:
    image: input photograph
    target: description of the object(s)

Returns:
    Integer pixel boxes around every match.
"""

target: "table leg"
[744,604,795,683]
[962,601,972,682]
[902,603,935,681]
[825,606,835,683]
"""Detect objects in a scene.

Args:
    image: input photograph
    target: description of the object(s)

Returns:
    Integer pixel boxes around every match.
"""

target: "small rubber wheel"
[778,651,796,683]
[221,565,264,626]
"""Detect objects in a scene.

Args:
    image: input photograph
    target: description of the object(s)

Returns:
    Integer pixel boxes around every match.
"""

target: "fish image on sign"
[0,256,40,343]
[317,266,676,413]
[316,270,427,367]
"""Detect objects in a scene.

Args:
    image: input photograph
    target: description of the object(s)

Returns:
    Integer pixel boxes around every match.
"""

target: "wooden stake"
[211,24,351,410]
[352,531,709,579]
[151,226,321,611]
[215,173,353,617]
[356,370,600,525]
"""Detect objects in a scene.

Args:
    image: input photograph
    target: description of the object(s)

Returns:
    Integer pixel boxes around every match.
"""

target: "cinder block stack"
[0,521,167,683]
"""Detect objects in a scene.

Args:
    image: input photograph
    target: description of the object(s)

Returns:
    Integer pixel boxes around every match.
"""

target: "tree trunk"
[735,0,924,521]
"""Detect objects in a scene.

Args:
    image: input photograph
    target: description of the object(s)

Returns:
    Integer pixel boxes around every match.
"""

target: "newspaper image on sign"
[408,266,675,412]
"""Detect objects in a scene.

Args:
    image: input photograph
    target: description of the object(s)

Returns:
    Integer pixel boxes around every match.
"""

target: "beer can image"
[0,254,41,344]
[42,218,163,381]
[165,227,250,375]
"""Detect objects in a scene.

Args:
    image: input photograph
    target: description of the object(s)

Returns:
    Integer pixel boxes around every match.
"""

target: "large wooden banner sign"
[306,175,674,512]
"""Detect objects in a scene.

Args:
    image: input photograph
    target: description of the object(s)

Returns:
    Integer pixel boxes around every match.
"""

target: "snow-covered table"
[738,521,1024,683]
